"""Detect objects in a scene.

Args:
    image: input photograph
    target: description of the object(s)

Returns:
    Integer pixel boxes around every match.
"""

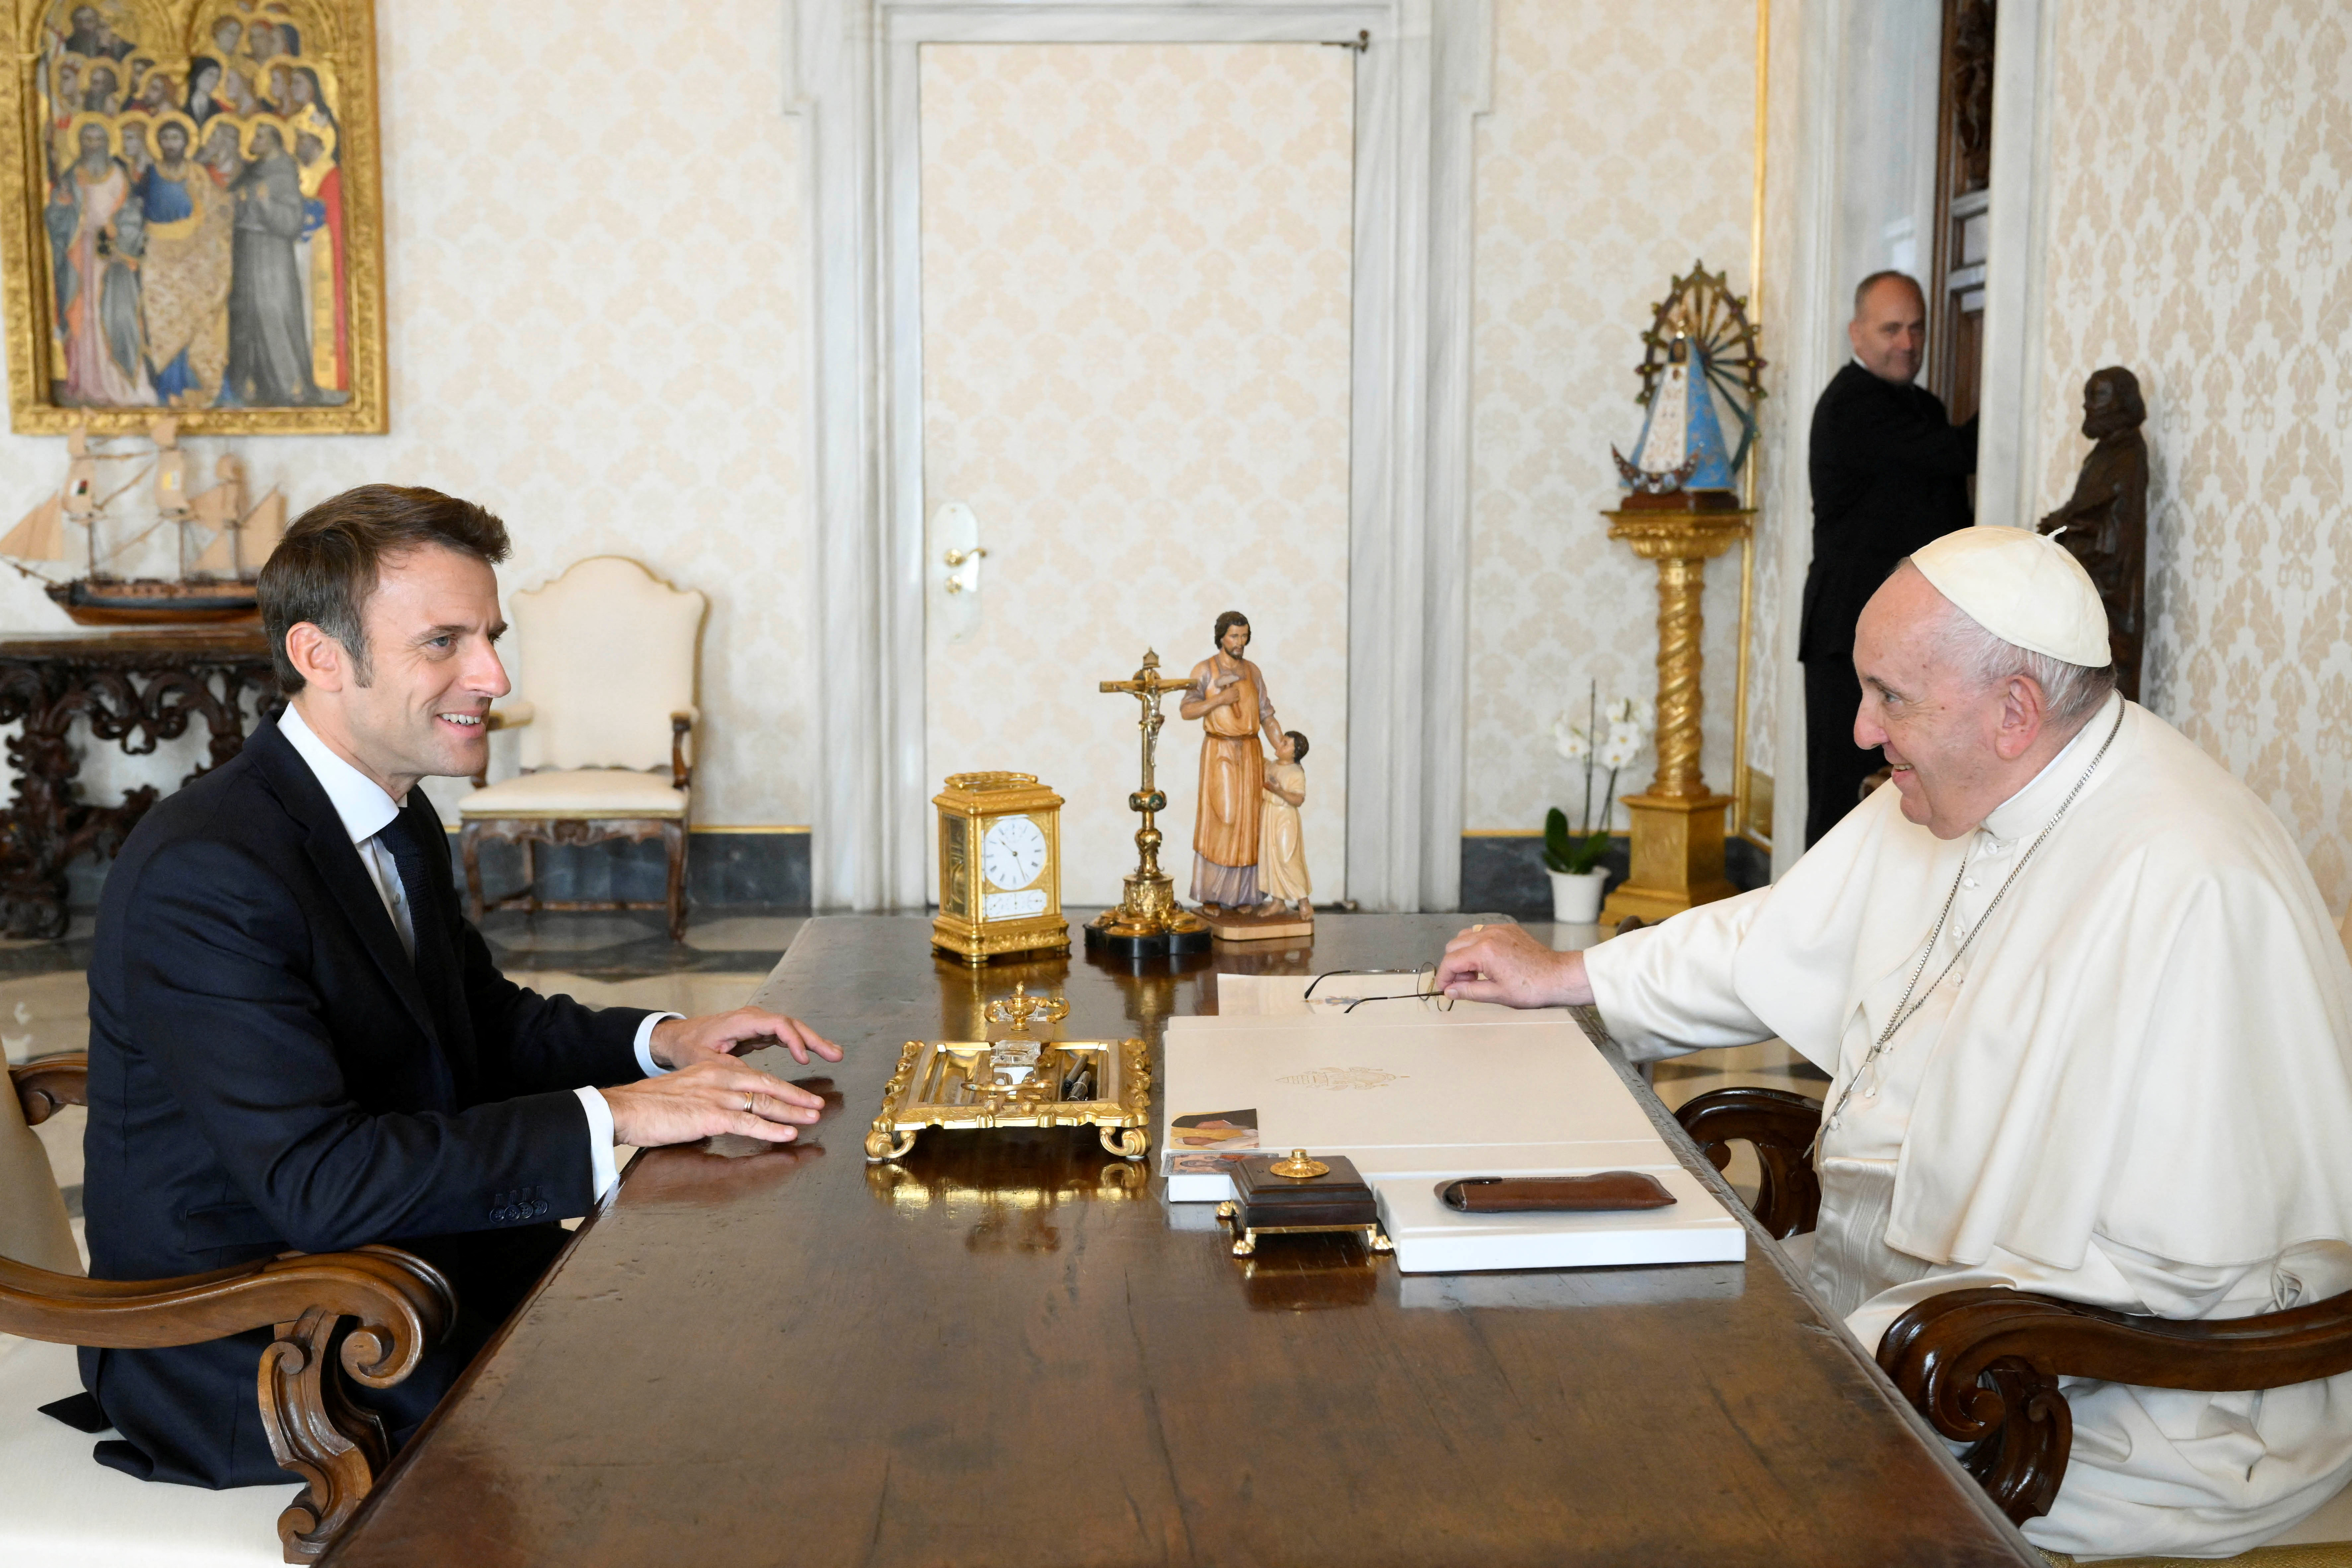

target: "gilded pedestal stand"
[1601,506,1754,924]
[1086,651,1212,959]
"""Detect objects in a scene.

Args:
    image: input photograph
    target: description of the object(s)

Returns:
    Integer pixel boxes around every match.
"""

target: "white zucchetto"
[1910,525,2114,668]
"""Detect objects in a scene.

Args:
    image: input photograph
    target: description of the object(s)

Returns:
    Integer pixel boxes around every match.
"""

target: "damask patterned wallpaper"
[2029,0,2352,907]
[0,0,813,829]
[1465,0,1762,834]
[918,43,1353,907]
[0,1,1860,888]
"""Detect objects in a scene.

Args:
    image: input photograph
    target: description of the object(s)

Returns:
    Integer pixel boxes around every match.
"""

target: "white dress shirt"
[276,706,671,1200]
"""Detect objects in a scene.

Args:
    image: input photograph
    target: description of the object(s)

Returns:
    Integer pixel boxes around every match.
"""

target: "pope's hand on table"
[601,1059,827,1149]
[1436,922,1594,1008]
[650,1007,842,1070]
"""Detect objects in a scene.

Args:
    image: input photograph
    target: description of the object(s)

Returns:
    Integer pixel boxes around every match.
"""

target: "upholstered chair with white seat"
[458,556,708,942]
[0,1055,453,1565]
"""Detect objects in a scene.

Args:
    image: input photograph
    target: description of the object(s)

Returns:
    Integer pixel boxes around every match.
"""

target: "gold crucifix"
[1086,650,1211,956]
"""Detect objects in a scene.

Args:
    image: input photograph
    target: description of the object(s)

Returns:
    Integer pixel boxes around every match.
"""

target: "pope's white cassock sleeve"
[1584,696,2352,1560]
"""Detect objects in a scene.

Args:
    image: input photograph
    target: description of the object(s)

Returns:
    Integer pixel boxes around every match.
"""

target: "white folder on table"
[1159,1008,1744,1271]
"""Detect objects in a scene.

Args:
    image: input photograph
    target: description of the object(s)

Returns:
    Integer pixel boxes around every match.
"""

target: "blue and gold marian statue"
[1612,262,1767,505]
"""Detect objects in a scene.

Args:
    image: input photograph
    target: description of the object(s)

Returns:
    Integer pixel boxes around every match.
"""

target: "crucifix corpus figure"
[1180,611,1287,914]
[1086,649,1211,957]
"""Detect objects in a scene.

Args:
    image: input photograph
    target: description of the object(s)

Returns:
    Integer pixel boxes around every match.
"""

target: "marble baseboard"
[452,831,811,911]
[60,831,814,915]
[1459,834,1769,923]
[65,829,1771,922]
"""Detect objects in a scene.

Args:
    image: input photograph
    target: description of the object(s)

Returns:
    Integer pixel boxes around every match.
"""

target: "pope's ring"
[743,1095,755,1115]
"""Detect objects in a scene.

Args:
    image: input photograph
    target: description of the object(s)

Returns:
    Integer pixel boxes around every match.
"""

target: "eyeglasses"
[1301,966,1455,1014]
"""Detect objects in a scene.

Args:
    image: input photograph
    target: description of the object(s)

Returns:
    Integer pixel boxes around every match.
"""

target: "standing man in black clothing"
[1799,271,1978,848]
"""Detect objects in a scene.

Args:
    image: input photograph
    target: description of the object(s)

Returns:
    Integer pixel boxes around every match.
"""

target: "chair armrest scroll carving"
[1672,1085,1822,1240]
[0,1242,457,1563]
[1877,1284,2352,1529]
[670,709,695,790]
[11,1051,87,1124]
[0,1243,453,1375]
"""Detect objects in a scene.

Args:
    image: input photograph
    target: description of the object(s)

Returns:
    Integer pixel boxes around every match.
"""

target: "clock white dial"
[980,815,1049,893]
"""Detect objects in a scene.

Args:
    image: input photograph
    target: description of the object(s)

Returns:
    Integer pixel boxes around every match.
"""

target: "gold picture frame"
[0,0,384,434]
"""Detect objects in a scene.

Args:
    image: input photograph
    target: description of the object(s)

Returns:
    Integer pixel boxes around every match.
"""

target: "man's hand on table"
[604,1008,845,1148]
[650,1007,841,1070]
[1436,923,1595,1008]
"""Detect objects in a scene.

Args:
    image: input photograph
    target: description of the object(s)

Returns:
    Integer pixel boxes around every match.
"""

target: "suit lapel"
[246,722,447,1054]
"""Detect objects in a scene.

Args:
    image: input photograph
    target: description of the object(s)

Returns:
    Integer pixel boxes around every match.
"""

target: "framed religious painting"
[0,0,384,433]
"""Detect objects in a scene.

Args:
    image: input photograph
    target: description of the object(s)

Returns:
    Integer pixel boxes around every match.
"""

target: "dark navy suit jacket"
[79,716,652,1486]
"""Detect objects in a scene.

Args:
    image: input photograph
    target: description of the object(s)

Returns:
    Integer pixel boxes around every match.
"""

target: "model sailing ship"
[0,418,286,626]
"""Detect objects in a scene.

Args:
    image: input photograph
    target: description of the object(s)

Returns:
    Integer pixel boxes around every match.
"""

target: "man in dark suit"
[1800,271,1978,847]
[76,484,842,1488]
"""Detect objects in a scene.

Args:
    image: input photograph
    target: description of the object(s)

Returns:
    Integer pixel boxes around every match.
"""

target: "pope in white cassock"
[1437,526,2352,1561]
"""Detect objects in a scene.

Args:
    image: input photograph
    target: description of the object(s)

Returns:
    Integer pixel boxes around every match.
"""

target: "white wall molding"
[1767,0,1848,881]
[787,0,1490,911]
[1974,0,2061,529]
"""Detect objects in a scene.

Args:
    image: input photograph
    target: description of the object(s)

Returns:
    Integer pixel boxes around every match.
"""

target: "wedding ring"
[742,1095,755,1115]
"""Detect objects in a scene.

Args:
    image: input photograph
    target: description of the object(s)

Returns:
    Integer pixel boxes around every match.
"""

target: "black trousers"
[1803,658,1886,850]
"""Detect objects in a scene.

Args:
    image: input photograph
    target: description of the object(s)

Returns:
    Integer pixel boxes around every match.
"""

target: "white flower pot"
[1547,867,1609,924]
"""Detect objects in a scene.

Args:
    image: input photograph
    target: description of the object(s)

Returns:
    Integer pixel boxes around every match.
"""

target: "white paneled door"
[918,43,1354,908]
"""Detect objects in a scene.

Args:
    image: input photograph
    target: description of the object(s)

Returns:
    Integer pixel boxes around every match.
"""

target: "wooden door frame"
[1925,0,1994,425]
[787,0,1493,912]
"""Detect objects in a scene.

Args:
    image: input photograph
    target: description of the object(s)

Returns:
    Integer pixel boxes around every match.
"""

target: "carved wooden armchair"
[0,1054,454,1564]
[458,556,708,942]
[1677,1086,2352,1556]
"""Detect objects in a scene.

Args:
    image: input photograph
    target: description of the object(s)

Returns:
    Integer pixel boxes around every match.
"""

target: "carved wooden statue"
[2037,366,2149,700]
[1178,610,1286,913]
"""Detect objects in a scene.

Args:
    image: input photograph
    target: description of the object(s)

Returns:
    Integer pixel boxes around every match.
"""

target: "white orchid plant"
[1546,684,1650,876]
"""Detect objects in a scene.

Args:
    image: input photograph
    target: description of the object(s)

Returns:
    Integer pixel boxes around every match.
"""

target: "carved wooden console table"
[0,628,279,938]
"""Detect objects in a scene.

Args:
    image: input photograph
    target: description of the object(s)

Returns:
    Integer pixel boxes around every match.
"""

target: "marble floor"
[6,910,1821,1243]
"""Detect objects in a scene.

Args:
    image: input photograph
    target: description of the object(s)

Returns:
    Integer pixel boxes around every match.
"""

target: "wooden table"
[0,627,278,937]
[326,915,2039,1567]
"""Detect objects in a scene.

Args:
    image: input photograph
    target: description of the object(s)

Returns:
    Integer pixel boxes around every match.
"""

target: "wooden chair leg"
[664,820,688,942]
[459,824,486,924]
[261,1304,395,1563]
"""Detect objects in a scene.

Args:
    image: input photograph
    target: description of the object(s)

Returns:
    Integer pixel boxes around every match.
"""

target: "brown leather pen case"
[1438,1173,1676,1213]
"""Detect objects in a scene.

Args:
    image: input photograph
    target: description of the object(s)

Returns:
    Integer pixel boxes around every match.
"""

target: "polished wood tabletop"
[326,915,2038,1568]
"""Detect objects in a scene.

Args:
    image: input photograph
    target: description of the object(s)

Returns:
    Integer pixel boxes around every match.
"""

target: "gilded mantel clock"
[933,772,1069,965]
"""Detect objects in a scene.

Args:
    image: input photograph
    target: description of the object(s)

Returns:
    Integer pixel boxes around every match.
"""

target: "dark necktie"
[380,811,450,973]
[381,810,465,1105]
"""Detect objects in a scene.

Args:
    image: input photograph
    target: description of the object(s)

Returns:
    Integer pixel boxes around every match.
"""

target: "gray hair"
[1932,599,2117,726]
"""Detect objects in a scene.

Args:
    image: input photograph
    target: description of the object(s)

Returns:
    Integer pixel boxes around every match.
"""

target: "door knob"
[933,502,984,641]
